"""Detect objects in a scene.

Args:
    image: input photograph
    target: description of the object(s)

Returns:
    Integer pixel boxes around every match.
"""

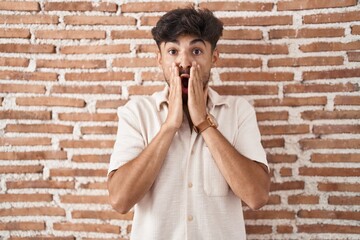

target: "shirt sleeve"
[107,104,145,176]
[233,101,269,172]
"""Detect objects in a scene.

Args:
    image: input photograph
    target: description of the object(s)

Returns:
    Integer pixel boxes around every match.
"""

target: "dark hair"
[151,7,223,50]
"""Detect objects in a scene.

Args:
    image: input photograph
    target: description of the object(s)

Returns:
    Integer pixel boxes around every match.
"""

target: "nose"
[176,52,192,70]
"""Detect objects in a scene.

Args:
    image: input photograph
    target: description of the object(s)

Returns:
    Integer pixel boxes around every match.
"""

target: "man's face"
[157,35,218,100]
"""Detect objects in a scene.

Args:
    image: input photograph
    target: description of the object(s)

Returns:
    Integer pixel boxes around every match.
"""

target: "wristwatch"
[193,114,218,134]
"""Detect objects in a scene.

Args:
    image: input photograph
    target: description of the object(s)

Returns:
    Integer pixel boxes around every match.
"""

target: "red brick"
[301,110,360,120]
[121,2,192,12]
[0,1,40,11]
[10,236,74,240]
[254,97,327,107]
[216,58,262,68]
[36,30,105,40]
[0,151,67,160]
[0,71,57,81]
[246,225,272,234]
[0,110,51,120]
[59,140,114,149]
[262,138,285,148]
[329,196,360,205]
[284,83,356,93]
[51,168,107,177]
[269,56,343,67]
[280,167,292,177]
[53,222,120,234]
[72,154,110,163]
[334,95,360,105]
[0,194,52,202]
[313,124,360,134]
[128,85,165,95]
[318,183,360,192]
[140,16,159,26]
[64,15,135,25]
[277,225,293,234]
[111,30,152,39]
[288,195,319,204]
[222,29,263,40]
[141,72,165,81]
[0,15,59,24]
[37,59,106,69]
[259,124,309,135]
[113,57,157,67]
[0,84,45,93]
[348,51,360,61]
[0,207,65,216]
[0,44,55,53]
[298,210,359,221]
[44,2,117,12]
[211,85,278,96]
[267,154,297,164]
[72,210,133,220]
[278,0,356,11]
[311,153,360,163]
[300,40,360,52]
[0,222,45,231]
[220,72,294,82]
[58,113,117,122]
[352,25,360,35]
[303,68,360,80]
[51,85,121,95]
[270,181,305,191]
[0,165,43,174]
[7,180,74,189]
[65,72,133,82]
[60,194,109,204]
[219,44,288,54]
[0,137,51,146]
[79,182,107,190]
[256,111,289,121]
[200,2,273,11]
[269,28,344,39]
[0,57,29,67]
[96,99,128,109]
[0,28,30,38]
[303,11,360,24]
[16,96,85,108]
[298,224,360,234]
[244,210,295,219]
[268,195,281,205]
[60,44,130,54]
[81,126,117,135]
[300,167,360,176]
[221,16,292,26]
[137,44,159,53]
[300,139,360,150]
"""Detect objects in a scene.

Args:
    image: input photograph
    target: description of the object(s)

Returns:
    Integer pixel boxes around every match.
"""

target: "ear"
[212,48,219,66]
[157,50,162,66]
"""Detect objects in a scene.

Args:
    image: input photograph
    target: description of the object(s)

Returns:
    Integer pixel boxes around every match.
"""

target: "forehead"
[161,35,208,48]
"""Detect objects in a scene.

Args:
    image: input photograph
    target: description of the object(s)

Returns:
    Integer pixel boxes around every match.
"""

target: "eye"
[192,48,203,55]
[168,49,177,55]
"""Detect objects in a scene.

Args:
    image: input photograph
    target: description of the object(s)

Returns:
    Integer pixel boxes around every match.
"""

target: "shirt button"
[188,182,193,188]
[188,215,193,221]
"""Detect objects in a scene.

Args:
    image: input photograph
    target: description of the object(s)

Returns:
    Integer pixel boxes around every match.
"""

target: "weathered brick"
[81,126,117,135]
[348,51,360,61]
[128,85,165,95]
[141,72,165,81]
[269,28,344,39]
[0,28,31,38]
[60,44,130,54]
[256,111,289,121]
[303,68,360,80]
[0,110,51,120]
[96,99,127,109]
[0,222,45,231]
[278,0,356,11]
[298,210,359,221]
[329,196,360,205]
[65,72,133,82]
[140,16,159,26]
[269,56,343,67]
[259,124,309,135]
[0,44,55,53]
[244,210,295,219]
[288,195,319,204]
[59,140,114,149]
[220,72,294,82]
[53,222,120,234]
[16,96,85,108]
[280,167,292,176]
[44,2,117,12]
[137,44,158,53]
[221,16,292,26]
[284,83,356,93]
[58,113,117,122]
[111,30,152,39]
[277,225,293,234]
[211,85,278,96]
[121,2,192,12]
[7,180,74,189]
[60,194,109,204]
[0,57,29,67]
[10,236,74,240]
[37,59,106,69]
[51,168,107,177]
[219,44,288,54]
[0,15,59,24]
[221,29,263,40]
[303,10,360,24]
[0,71,57,81]
[246,225,272,234]
[334,95,360,105]
[72,154,110,163]
[262,138,285,148]
[51,85,121,95]
[64,15,136,25]
[300,40,360,52]
[255,97,327,107]
[298,224,360,234]
[72,210,133,220]
[301,110,360,120]
[352,25,360,35]
[199,2,273,11]
[267,154,297,163]
[319,183,360,192]
[113,57,157,67]
[0,1,40,11]
[0,165,43,174]
[313,124,360,134]
[0,194,52,202]
[0,137,51,146]
[0,207,65,217]
[216,58,262,68]
[300,139,360,150]
[79,182,107,190]
[0,84,45,93]
[35,30,105,40]
[311,153,360,163]
[0,151,67,160]
[270,181,305,191]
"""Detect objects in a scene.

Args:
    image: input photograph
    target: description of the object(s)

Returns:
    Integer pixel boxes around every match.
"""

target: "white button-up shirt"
[108,87,268,240]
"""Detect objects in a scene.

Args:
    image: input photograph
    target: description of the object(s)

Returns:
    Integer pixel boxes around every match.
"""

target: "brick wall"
[0,0,359,239]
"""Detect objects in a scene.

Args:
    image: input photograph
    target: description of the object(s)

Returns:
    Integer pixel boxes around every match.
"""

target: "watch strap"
[193,115,216,134]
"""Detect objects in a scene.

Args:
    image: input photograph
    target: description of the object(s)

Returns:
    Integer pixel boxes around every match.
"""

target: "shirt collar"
[154,86,230,111]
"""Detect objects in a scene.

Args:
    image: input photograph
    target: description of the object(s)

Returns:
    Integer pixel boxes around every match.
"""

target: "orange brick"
[0,28,30,38]
[58,113,117,122]
[16,97,85,108]
[72,154,110,163]
[298,210,359,221]
[278,0,356,11]
[0,44,55,53]
[0,71,57,81]
[270,181,305,191]
[0,194,52,202]
[121,2,192,12]
[262,138,285,148]
[7,180,74,189]
[256,111,289,121]
[136,44,158,53]
[0,221,45,231]
[51,168,107,177]
[96,99,127,109]
[219,44,288,54]
[53,222,119,234]
[65,72,133,82]
[59,140,114,149]
[303,68,360,80]
[0,165,43,174]
[64,15,136,25]
[319,183,360,192]
[222,29,262,40]
[244,210,295,219]
[269,28,344,39]
[303,10,360,24]
[0,137,51,146]
[329,196,360,204]
[301,110,360,120]
[44,2,117,12]
[284,83,356,93]
[81,126,117,135]
[0,57,29,67]
[216,58,262,68]
[0,151,67,160]
[313,124,360,134]
[35,30,105,40]
[111,30,152,39]
[128,85,165,95]
[288,195,319,204]
[221,16,292,26]
[60,194,108,204]
[141,72,165,81]
[140,16,159,26]
[277,225,293,234]
[269,56,343,67]
[72,210,133,220]
[220,72,294,81]
[0,1,40,11]
[0,84,45,93]
[348,51,360,61]
[0,110,51,120]
[113,57,157,67]
[254,97,327,107]
[352,25,360,35]
[37,59,106,69]
[259,124,309,135]
[298,224,359,234]
[211,85,278,96]
[0,15,59,24]
[51,85,121,95]
[199,2,273,11]
[300,40,360,52]
[311,153,360,163]
[280,167,292,176]
[300,139,360,150]
[60,44,130,54]
[334,95,360,105]
[246,225,272,234]
[267,154,297,163]
[80,182,107,190]
[0,207,65,217]
[268,195,281,205]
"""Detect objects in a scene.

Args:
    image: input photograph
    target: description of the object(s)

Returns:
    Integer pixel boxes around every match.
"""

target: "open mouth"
[180,73,190,94]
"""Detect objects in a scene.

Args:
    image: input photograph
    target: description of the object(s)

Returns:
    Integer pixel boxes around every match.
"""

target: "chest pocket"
[202,147,229,196]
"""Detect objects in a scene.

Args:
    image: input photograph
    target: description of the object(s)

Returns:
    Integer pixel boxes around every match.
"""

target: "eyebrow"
[165,38,206,47]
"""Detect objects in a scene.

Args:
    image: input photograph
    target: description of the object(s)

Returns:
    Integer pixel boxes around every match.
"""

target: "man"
[107,7,270,240]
